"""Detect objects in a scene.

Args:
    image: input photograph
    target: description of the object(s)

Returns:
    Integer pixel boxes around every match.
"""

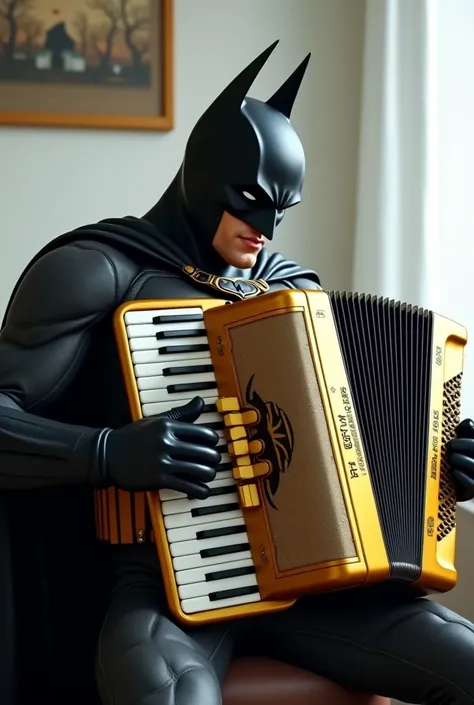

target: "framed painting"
[0,0,173,131]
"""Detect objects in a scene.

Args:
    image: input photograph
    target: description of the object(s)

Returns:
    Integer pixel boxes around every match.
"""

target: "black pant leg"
[96,587,232,705]
[257,585,474,704]
[96,546,233,705]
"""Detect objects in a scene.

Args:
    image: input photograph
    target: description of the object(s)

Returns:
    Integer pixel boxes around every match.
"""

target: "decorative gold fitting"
[238,483,260,508]
[224,410,259,427]
[228,439,264,457]
[227,426,247,441]
[233,465,255,481]
[233,461,271,481]
[216,397,241,413]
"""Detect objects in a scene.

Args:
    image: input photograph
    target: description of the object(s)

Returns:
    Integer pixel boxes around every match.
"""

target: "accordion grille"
[438,374,462,541]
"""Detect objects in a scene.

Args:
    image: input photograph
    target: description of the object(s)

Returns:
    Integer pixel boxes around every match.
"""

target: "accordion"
[112,289,467,625]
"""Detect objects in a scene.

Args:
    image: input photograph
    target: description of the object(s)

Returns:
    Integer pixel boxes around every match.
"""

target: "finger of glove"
[160,397,204,423]
[452,468,474,489]
[447,438,474,456]
[166,475,211,500]
[171,420,220,447]
[456,418,474,439]
[447,452,474,478]
[170,459,217,484]
[169,441,221,467]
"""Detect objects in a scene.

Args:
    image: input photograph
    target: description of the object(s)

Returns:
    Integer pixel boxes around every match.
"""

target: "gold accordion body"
[97,289,467,626]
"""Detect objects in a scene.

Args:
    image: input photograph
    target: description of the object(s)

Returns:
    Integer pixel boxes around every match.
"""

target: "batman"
[1,40,474,705]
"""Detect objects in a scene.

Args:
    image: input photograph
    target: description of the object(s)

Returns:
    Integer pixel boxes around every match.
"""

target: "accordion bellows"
[101,289,467,626]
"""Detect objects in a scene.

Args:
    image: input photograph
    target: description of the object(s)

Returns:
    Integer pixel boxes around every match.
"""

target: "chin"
[229,253,259,269]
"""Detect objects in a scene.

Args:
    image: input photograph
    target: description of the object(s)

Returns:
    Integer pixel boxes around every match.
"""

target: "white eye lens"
[242,190,256,201]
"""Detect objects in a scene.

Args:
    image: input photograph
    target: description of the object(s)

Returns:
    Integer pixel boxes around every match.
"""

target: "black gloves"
[95,399,474,505]
[101,397,221,499]
[446,418,474,502]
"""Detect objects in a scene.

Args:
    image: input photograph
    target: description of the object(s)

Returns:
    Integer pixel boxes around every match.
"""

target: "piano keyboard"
[124,305,262,615]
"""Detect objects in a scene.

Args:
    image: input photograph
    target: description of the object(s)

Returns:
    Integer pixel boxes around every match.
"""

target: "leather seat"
[222,658,390,705]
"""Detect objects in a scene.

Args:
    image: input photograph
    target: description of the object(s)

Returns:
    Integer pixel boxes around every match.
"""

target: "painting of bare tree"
[0,0,173,130]
[0,0,152,86]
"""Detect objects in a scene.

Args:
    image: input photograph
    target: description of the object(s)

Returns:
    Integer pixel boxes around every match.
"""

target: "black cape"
[2,213,320,328]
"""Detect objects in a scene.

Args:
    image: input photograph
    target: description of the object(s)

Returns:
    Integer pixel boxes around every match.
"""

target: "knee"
[412,604,474,696]
[95,646,221,705]
[95,610,223,705]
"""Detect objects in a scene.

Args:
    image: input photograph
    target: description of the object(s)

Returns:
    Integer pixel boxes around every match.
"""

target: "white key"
[124,307,204,325]
[130,335,209,352]
[142,402,227,418]
[127,321,205,339]
[195,412,223,426]
[181,591,260,614]
[173,548,253,572]
[163,507,244,530]
[136,396,217,416]
[140,384,217,406]
[137,372,216,392]
[175,556,253,585]
[132,409,222,427]
[161,492,239,516]
[178,572,258,600]
[167,517,244,544]
[132,348,210,364]
[159,472,236,502]
[138,372,216,398]
[135,356,212,379]
[159,475,234,502]
[170,530,249,558]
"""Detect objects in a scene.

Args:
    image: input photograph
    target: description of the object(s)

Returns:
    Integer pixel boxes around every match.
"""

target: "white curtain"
[352,0,440,312]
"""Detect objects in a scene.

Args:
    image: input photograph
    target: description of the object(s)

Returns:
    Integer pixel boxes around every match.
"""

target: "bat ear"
[205,41,279,118]
[266,53,311,118]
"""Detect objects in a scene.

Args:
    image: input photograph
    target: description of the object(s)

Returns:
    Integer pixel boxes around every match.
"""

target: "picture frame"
[0,0,173,131]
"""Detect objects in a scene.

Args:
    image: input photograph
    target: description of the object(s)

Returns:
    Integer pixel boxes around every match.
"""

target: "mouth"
[238,233,265,251]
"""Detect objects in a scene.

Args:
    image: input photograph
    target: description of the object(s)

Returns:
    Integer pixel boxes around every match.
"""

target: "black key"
[204,422,223,430]
[167,381,217,394]
[196,524,246,540]
[200,542,250,558]
[205,565,256,582]
[156,329,203,340]
[191,502,240,517]
[216,462,232,472]
[208,485,236,497]
[203,404,218,414]
[216,443,228,453]
[163,364,214,377]
[158,344,210,356]
[152,314,203,324]
[188,484,235,501]
[209,585,259,602]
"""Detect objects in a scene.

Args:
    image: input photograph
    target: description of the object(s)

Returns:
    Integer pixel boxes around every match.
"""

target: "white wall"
[437,0,474,420]
[0,0,365,316]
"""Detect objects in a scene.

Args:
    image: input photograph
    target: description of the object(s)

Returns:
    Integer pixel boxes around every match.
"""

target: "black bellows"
[329,292,434,582]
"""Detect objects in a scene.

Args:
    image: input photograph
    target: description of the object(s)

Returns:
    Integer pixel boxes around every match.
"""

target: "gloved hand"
[446,418,474,502]
[102,397,221,499]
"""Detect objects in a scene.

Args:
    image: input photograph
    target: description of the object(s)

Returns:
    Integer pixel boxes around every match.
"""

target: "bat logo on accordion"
[244,374,294,510]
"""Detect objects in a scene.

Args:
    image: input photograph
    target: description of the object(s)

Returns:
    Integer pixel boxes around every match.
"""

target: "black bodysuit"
[1,230,474,705]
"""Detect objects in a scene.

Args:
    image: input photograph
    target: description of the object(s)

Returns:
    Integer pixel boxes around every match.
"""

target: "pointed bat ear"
[266,52,311,118]
[206,40,279,115]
